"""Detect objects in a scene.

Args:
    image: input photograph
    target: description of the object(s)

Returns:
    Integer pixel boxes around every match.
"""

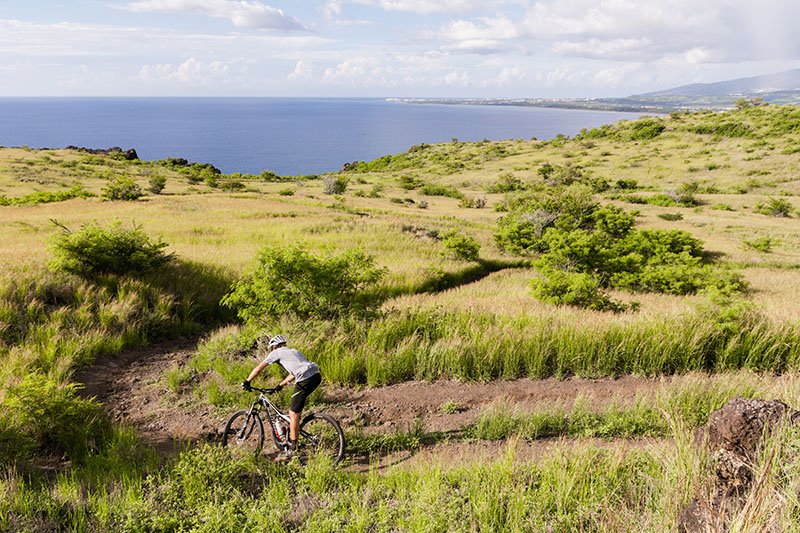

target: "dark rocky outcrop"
[65,146,139,160]
[340,161,360,171]
[677,397,800,533]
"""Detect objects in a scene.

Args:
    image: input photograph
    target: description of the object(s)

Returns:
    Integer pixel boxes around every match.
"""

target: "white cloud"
[139,57,233,85]
[551,38,655,60]
[288,59,314,80]
[0,18,327,58]
[354,0,510,15]
[118,0,308,31]
[425,0,800,64]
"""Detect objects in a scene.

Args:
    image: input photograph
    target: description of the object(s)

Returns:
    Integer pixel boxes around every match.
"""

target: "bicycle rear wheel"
[222,409,264,458]
[297,413,345,466]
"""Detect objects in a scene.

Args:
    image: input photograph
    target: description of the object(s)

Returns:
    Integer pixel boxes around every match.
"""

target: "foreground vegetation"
[1,104,799,530]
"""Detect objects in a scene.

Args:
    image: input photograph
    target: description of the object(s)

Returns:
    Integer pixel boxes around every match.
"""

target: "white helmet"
[267,334,287,349]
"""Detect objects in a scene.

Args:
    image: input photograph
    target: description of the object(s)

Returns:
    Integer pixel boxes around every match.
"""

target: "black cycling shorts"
[290,373,321,413]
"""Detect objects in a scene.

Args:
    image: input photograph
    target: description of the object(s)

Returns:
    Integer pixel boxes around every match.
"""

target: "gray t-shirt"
[263,346,320,382]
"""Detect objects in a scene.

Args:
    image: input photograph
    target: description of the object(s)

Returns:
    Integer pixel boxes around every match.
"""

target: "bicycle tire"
[222,409,264,458]
[297,413,345,466]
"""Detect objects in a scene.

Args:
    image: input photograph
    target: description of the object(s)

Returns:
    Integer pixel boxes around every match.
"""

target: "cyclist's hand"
[241,380,252,392]
[266,385,282,394]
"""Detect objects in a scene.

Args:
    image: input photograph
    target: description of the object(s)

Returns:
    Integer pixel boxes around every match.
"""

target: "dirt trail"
[73,339,670,462]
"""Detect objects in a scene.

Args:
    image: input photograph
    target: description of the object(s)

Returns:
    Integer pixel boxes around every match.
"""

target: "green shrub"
[459,196,486,208]
[219,180,245,191]
[221,245,386,322]
[496,186,745,309]
[49,221,174,277]
[754,197,794,217]
[658,213,683,221]
[441,230,480,261]
[419,184,463,199]
[148,175,167,194]
[102,175,143,201]
[323,175,349,195]
[0,186,93,206]
[628,119,666,140]
[397,176,423,190]
[1,375,109,462]
[487,173,525,193]
[742,237,777,253]
[278,188,295,196]
[529,270,628,312]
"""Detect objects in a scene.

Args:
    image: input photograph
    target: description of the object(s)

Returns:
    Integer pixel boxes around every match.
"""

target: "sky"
[1,0,799,98]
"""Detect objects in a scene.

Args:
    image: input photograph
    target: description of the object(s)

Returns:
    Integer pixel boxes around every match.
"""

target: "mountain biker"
[241,334,321,458]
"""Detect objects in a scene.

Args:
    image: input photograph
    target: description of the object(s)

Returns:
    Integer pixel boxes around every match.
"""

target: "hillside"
[394,68,800,112]
[1,104,800,531]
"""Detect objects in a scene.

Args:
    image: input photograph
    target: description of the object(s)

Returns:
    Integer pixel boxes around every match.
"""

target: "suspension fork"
[238,401,262,439]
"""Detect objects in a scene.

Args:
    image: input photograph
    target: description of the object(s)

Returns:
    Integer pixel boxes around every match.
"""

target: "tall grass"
[5,423,799,532]
[0,261,234,464]
[470,373,765,441]
[181,302,800,395]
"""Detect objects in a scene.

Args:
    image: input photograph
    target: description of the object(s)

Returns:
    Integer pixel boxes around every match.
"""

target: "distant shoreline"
[386,97,676,114]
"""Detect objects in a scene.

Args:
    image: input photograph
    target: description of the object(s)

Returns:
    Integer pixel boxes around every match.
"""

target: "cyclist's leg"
[288,373,321,441]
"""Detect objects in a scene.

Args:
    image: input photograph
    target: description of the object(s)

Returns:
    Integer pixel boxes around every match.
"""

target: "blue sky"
[1,0,799,97]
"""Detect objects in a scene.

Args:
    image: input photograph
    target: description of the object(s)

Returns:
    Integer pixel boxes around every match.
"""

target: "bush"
[754,197,794,217]
[221,245,386,322]
[323,175,349,195]
[459,196,486,208]
[628,119,666,140]
[419,184,463,198]
[496,186,746,309]
[0,186,93,206]
[1,376,109,462]
[529,270,628,312]
[441,230,480,261]
[49,221,174,277]
[743,237,777,253]
[487,173,525,193]
[148,175,167,194]
[103,175,143,201]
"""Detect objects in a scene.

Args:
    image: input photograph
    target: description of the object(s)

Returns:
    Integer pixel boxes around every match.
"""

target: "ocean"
[0,98,649,176]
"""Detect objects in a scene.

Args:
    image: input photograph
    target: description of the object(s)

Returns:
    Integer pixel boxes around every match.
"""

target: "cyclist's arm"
[245,361,269,382]
[278,374,296,388]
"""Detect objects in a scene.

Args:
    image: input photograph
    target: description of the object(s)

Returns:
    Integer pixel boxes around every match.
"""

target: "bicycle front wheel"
[297,413,345,466]
[222,409,264,458]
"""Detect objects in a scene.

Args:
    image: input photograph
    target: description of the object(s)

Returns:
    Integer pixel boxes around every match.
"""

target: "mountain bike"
[222,386,345,466]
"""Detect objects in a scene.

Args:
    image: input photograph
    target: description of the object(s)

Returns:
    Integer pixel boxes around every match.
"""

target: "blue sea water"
[0,98,649,176]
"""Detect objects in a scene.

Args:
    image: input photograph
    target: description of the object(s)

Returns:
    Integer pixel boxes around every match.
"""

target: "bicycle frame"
[245,392,287,434]
[243,388,315,445]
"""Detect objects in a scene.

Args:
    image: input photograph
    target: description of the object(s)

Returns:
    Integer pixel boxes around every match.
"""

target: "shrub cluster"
[0,186,93,206]
[323,175,349,195]
[221,245,386,322]
[103,175,143,201]
[754,197,794,217]
[441,230,480,262]
[496,185,746,310]
[49,221,174,277]
[419,183,463,199]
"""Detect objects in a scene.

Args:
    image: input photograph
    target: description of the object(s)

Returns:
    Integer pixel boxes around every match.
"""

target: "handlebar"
[248,386,281,395]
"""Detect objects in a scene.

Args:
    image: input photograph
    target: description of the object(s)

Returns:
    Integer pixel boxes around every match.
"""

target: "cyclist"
[241,334,321,458]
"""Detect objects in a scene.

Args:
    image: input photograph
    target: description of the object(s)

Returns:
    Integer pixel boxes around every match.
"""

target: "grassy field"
[2,104,800,530]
